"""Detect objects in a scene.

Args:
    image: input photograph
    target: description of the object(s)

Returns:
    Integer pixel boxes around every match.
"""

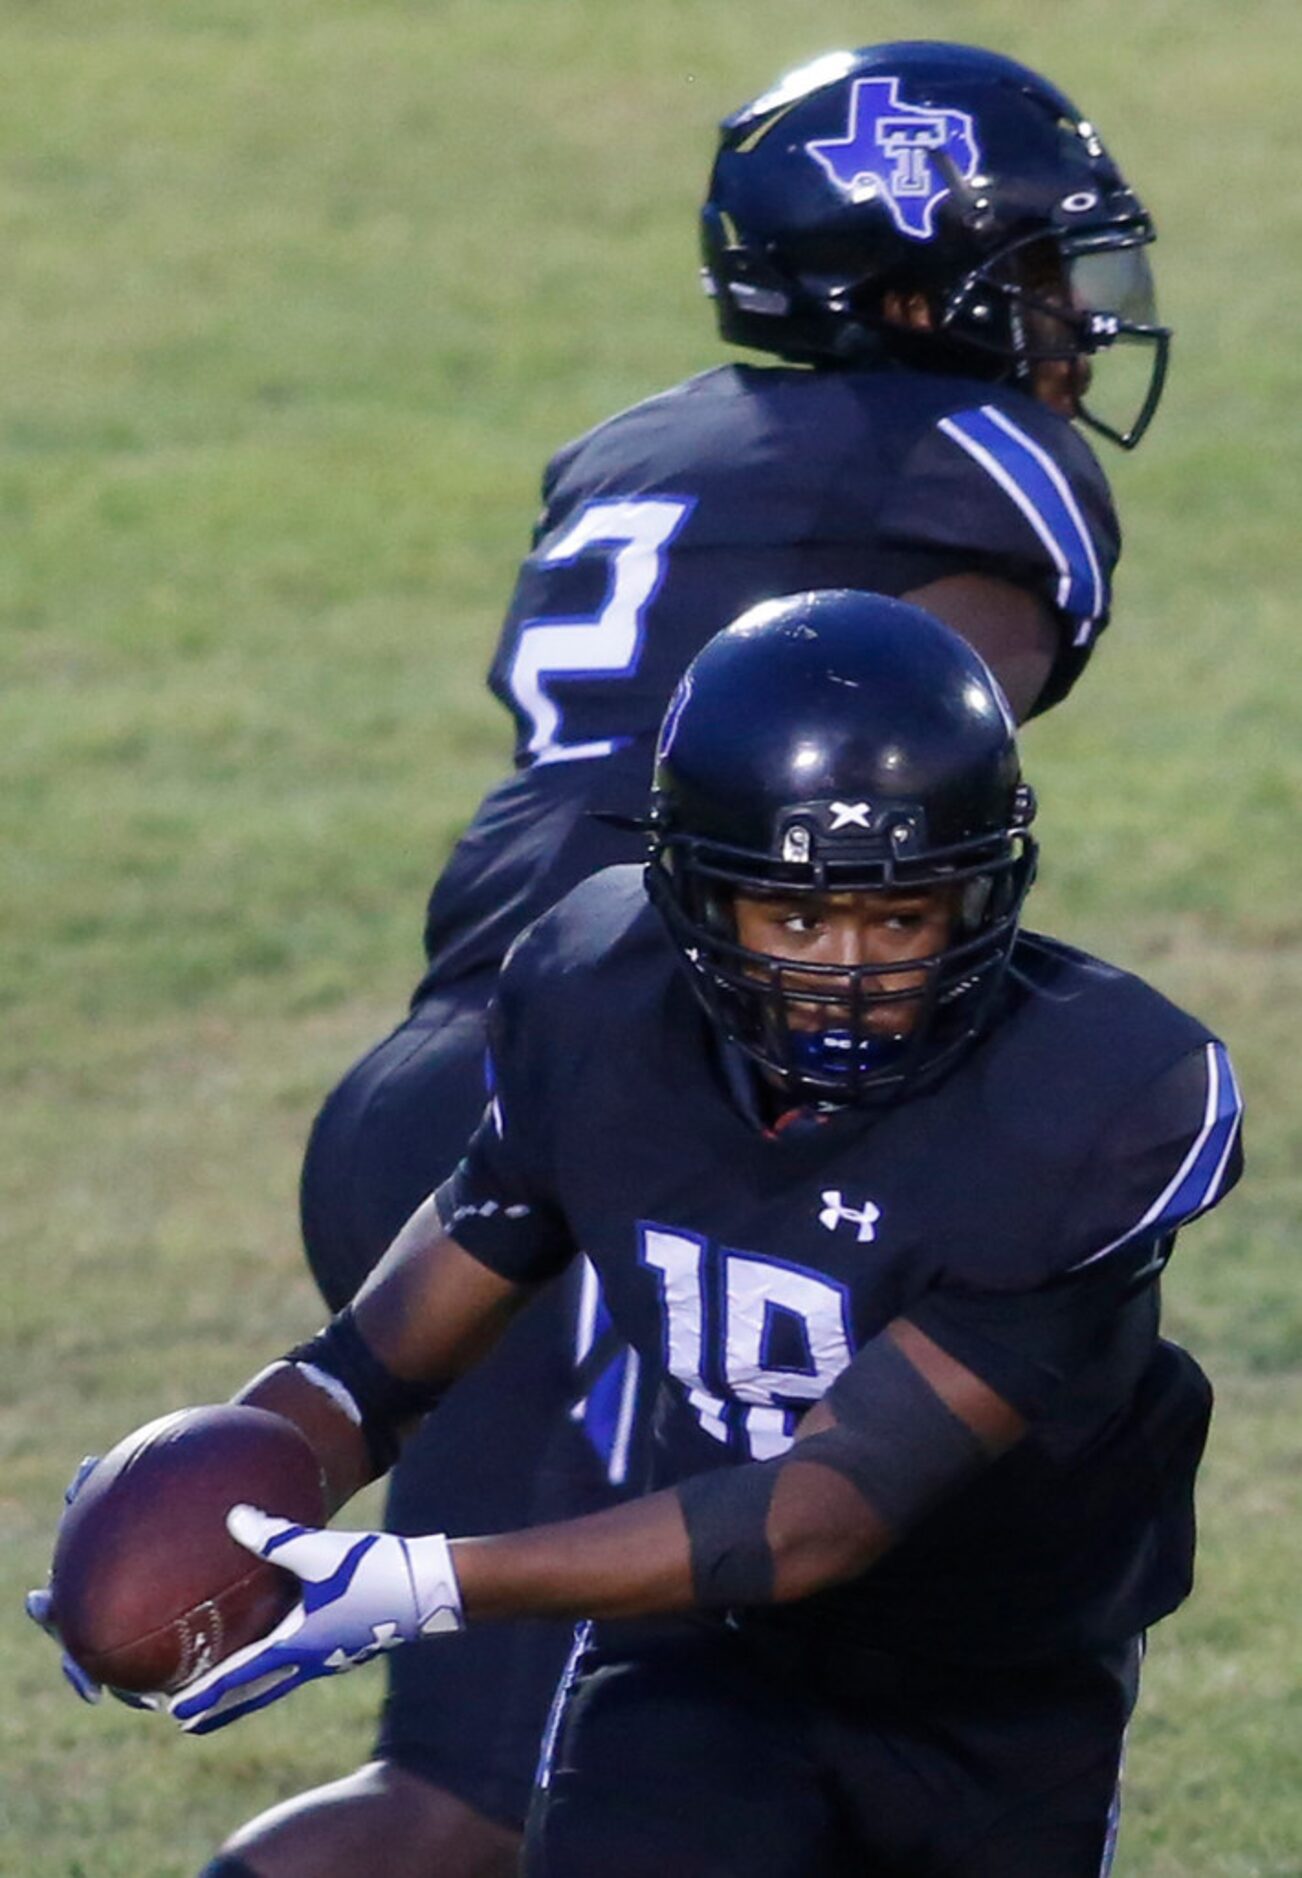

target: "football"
[50,1402,328,1695]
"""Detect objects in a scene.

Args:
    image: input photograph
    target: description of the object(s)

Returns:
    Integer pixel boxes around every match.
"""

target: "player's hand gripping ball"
[43,1404,328,1697]
[166,1509,465,1734]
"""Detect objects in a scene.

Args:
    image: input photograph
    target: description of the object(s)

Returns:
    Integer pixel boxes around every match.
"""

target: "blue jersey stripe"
[1161,1042,1242,1225]
[1073,1042,1243,1268]
[575,1346,640,1486]
[570,1257,640,1485]
[938,406,1106,639]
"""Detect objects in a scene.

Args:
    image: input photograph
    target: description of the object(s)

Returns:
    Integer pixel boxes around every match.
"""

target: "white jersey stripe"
[938,406,1107,638]
[979,405,1106,631]
[573,1254,602,1367]
[938,415,1074,612]
[1170,1042,1243,1222]
[1201,1050,1244,1205]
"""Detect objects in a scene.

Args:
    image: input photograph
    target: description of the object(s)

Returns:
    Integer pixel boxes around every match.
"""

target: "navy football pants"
[300,981,622,1829]
[528,1618,1137,1878]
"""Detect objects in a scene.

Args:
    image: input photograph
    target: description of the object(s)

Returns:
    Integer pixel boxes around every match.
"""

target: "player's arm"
[452,1195,1209,1627]
[168,1309,1024,1736]
[233,1198,539,1511]
[223,1173,1194,1648]
[882,401,1121,719]
[902,573,1058,723]
[160,1241,1178,1734]
[450,1316,1025,1620]
[24,1202,537,1716]
[233,931,573,1511]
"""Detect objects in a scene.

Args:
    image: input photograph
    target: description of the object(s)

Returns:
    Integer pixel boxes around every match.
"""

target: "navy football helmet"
[702,43,1169,446]
[647,591,1037,1104]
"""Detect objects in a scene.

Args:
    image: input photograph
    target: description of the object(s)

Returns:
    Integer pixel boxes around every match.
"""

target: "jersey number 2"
[506,496,693,766]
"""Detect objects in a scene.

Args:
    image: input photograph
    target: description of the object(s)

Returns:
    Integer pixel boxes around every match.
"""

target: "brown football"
[50,1402,328,1694]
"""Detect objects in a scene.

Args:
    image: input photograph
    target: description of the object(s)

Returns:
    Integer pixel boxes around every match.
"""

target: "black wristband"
[286,1308,446,1475]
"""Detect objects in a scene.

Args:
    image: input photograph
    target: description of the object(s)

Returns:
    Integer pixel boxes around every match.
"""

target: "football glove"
[167,1506,464,1735]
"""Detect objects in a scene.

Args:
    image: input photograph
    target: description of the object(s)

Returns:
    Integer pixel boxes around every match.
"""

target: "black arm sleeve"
[676,1332,994,1608]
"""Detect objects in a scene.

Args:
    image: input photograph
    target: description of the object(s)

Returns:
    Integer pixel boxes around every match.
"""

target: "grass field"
[2,2,1299,1872]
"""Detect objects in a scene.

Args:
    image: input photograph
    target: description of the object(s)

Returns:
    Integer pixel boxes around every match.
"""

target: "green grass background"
[2,2,1299,1871]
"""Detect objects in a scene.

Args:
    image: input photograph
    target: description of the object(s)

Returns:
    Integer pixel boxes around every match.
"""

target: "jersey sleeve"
[433,932,579,1285]
[1058,1039,1244,1272]
[905,1042,1243,1420]
[876,400,1120,710]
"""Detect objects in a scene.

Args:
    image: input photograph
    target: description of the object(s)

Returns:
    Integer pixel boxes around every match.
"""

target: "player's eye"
[779,911,824,937]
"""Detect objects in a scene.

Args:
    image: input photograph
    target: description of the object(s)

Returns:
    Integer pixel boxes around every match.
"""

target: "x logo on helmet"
[829,801,873,830]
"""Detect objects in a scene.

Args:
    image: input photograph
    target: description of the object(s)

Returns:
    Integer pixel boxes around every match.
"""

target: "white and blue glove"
[166,1506,464,1735]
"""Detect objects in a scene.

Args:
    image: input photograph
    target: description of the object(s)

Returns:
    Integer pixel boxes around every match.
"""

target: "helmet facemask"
[648,808,1037,1106]
[937,230,1170,448]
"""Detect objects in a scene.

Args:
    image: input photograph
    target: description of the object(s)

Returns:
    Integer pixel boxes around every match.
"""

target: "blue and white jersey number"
[640,1224,855,1460]
[505,496,694,766]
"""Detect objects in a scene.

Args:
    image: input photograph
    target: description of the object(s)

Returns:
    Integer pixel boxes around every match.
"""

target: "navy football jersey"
[439,868,1242,1663]
[417,364,1118,993]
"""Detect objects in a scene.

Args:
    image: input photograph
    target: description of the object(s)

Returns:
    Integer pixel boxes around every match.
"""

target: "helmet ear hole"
[701,883,737,938]
[960,875,994,931]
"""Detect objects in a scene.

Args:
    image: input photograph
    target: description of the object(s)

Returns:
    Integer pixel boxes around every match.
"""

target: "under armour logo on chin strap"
[818,1189,882,1243]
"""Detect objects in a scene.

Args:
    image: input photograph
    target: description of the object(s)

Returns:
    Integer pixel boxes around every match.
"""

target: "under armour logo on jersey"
[819,1189,882,1243]
[829,800,872,831]
[805,76,982,241]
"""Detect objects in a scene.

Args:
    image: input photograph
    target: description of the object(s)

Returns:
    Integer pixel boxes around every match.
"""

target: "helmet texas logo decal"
[805,76,981,241]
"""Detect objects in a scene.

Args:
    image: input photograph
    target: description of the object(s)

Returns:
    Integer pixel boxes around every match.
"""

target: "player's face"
[882,252,1092,421]
[1015,243,1093,419]
[732,886,957,1039]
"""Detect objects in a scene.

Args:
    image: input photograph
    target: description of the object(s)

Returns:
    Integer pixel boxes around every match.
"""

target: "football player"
[40,593,1241,1878]
[221,41,1174,1878]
